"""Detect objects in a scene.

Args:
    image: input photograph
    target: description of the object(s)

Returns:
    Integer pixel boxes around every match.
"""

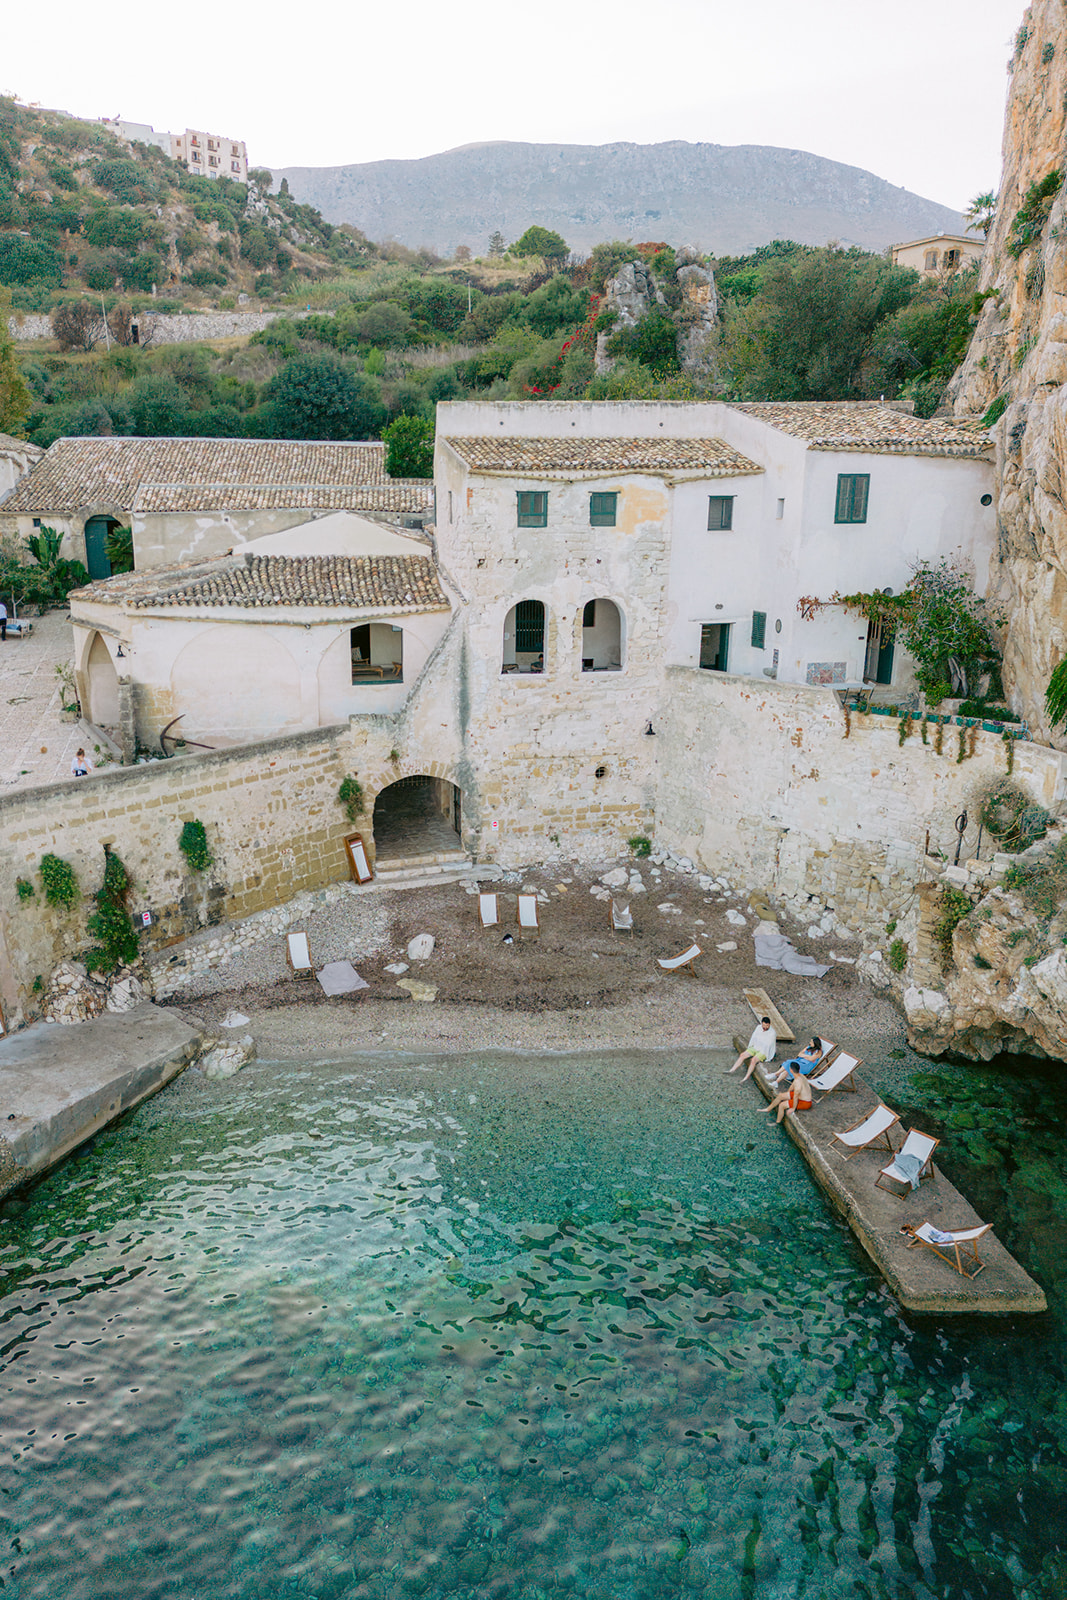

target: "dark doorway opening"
[864,619,895,685]
[372,776,463,863]
[699,622,731,672]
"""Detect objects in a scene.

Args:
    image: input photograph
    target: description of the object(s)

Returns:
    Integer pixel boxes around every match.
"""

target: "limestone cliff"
[594,255,718,378]
[948,1,1067,742]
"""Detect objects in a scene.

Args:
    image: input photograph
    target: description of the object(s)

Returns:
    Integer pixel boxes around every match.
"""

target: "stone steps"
[370,851,476,892]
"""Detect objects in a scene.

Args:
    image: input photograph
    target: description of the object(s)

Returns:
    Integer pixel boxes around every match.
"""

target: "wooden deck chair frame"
[830,1103,900,1161]
[517,894,540,935]
[657,943,701,973]
[479,892,499,930]
[610,899,634,936]
[810,1051,862,1098]
[875,1129,940,1196]
[906,1221,993,1279]
[286,930,314,980]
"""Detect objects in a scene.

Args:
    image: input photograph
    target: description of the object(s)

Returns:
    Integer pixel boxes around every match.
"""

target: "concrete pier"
[748,1057,1047,1315]
[0,1003,203,1200]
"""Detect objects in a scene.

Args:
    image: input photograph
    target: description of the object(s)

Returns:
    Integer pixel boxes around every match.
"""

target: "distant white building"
[98,117,174,157]
[891,233,983,276]
[171,129,248,183]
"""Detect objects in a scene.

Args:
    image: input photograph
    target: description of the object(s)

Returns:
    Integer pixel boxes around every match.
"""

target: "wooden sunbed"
[286,930,314,980]
[517,894,540,935]
[876,1129,940,1196]
[611,899,634,935]
[830,1103,900,1160]
[479,892,499,929]
[810,1051,862,1097]
[906,1221,993,1278]
[742,986,794,1042]
[658,943,701,973]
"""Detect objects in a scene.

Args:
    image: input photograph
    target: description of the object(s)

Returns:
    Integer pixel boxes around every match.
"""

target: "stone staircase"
[370,847,478,891]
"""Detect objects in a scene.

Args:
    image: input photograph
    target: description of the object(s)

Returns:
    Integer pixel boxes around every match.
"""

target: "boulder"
[407,934,435,961]
[201,1034,255,1079]
[106,975,149,1014]
[43,962,108,1026]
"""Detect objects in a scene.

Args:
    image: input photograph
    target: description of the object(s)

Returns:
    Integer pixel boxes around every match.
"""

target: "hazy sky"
[8,0,1023,208]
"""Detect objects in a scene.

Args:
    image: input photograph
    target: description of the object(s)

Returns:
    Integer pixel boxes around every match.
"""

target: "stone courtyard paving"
[0,610,115,794]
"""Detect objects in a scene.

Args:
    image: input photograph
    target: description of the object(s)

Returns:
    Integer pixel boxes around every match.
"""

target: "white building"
[891,234,984,277]
[172,129,248,182]
[99,117,174,157]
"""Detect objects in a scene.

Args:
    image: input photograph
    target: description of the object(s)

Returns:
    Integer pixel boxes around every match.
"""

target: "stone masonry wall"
[0,724,353,1025]
[6,309,305,346]
[653,668,1067,938]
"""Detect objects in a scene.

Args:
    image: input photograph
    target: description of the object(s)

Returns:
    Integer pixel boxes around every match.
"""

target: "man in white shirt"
[727,1017,777,1080]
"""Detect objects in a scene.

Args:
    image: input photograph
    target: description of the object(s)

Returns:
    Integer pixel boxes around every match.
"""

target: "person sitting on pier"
[727,1018,777,1080]
[760,1070,814,1124]
[771,1038,824,1088]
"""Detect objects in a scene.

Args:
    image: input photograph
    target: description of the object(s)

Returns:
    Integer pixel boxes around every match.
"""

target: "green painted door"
[83,517,113,581]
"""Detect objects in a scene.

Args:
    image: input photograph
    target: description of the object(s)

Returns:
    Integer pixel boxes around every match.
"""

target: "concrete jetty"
[0,1003,203,1200]
[747,1056,1047,1315]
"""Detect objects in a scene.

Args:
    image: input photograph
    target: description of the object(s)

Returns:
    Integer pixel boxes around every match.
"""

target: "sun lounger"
[742,987,794,1041]
[611,899,634,935]
[810,1051,861,1097]
[658,943,701,973]
[906,1220,993,1278]
[831,1103,900,1160]
[876,1128,939,1196]
[286,930,314,980]
[479,892,499,929]
[517,894,540,934]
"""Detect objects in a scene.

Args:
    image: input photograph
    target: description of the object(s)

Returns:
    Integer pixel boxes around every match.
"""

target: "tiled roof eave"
[806,441,992,458]
[127,599,451,618]
[466,464,765,481]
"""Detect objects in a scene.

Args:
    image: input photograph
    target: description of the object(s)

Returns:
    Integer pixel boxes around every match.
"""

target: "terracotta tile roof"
[70,552,449,613]
[0,436,427,514]
[443,435,764,477]
[727,402,992,457]
[132,480,433,513]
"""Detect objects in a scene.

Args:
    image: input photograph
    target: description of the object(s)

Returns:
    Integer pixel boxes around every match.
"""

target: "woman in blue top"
[771,1038,824,1088]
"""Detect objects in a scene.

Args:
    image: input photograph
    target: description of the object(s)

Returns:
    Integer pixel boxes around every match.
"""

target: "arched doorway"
[373,776,463,864]
[581,598,623,671]
[85,632,120,727]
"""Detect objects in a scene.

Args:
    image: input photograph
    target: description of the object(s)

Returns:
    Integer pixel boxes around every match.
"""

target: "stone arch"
[170,626,301,742]
[84,631,120,727]
[579,597,624,671]
[371,773,464,864]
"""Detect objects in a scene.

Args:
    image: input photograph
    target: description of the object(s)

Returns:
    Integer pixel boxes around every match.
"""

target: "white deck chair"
[479,893,499,929]
[906,1220,993,1279]
[286,930,314,980]
[876,1129,939,1196]
[810,1051,862,1098]
[772,1037,837,1085]
[657,943,701,973]
[831,1103,900,1160]
[517,894,540,935]
[611,899,634,935]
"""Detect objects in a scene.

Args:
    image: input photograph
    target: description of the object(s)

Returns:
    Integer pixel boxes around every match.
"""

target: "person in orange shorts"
[760,1069,813,1124]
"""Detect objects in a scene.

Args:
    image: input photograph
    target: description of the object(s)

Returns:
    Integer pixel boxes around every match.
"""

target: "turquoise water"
[0,1047,1065,1600]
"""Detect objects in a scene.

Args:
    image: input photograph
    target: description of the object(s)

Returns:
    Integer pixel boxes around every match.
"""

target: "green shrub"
[104,525,134,573]
[84,851,140,974]
[15,876,34,902]
[979,780,1050,851]
[338,775,364,824]
[39,852,79,908]
[887,937,908,972]
[628,835,652,857]
[1007,169,1063,257]
[957,699,1020,723]
[383,414,434,478]
[981,394,1008,428]
[934,885,971,964]
[178,819,213,872]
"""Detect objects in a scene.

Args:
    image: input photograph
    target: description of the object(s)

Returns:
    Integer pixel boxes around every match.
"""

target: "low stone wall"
[6,309,310,346]
[0,724,352,1026]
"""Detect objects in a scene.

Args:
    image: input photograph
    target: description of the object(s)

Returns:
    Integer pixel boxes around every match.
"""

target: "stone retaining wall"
[7,309,310,346]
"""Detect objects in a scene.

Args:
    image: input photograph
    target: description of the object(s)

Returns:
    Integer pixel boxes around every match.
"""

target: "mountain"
[272,139,965,257]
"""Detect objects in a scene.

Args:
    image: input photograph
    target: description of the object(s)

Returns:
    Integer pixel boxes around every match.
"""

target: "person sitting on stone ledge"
[760,1070,814,1124]
[727,1017,776,1080]
[771,1037,824,1087]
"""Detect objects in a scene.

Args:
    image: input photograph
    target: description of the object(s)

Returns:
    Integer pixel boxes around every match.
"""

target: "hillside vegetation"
[0,103,985,448]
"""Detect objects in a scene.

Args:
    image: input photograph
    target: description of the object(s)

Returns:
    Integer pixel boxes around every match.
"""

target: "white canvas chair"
[479,893,499,929]
[517,894,540,935]
[286,930,314,980]
[876,1129,939,1196]
[657,943,701,973]
[810,1051,862,1097]
[772,1037,837,1086]
[906,1220,993,1279]
[611,899,634,936]
[831,1103,900,1160]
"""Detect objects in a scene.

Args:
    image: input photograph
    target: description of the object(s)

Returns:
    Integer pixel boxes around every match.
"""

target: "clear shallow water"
[0,1047,1065,1600]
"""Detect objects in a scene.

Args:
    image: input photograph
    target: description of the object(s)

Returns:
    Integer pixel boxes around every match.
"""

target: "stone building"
[0,433,42,502]
[171,128,248,182]
[891,233,984,276]
[0,436,434,579]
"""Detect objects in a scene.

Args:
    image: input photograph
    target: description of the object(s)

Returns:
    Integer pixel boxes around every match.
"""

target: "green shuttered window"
[751,611,767,649]
[589,491,618,526]
[707,495,734,530]
[835,474,870,524]
[517,491,548,527]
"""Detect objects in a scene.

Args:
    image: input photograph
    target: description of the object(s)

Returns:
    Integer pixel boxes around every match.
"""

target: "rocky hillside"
[947,2,1067,742]
[274,139,965,257]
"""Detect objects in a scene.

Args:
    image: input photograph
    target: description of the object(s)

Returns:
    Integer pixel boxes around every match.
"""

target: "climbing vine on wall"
[39,853,79,908]
[84,851,140,974]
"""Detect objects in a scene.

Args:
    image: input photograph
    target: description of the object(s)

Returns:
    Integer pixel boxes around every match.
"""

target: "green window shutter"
[707,495,734,530]
[835,474,870,523]
[751,610,766,649]
[589,491,617,526]
[517,490,548,527]
[515,599,545,653]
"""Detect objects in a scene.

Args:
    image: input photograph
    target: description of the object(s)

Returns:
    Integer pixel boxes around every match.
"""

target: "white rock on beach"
[407,934,435,961]
[201,1035,255,1079]
[601,867,629,888]
[717,941,738,952]
[725,909,747,927]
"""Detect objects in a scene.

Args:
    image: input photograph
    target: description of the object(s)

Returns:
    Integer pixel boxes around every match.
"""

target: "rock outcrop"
[594,254,718,377]
[948,1,1067,740]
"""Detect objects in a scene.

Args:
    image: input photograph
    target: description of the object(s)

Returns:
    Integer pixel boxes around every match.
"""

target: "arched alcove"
[502,599,546,674]
[581,598,623,671]
[85,631,120,727]
[372,776,462,863]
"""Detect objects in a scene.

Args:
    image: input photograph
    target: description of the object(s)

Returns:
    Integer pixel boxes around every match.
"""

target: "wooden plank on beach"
[743,987,795,1041]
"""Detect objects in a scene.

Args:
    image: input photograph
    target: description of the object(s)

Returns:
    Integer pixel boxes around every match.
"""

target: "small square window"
[707,495,734,530]
[751,610,767,650]
[835,474,870,523]
[517,490,548,527]
[590,491,617,526]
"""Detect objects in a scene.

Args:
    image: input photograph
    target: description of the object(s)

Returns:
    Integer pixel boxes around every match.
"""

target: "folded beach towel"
[753,932,830,978]
[894,1151,925,1191]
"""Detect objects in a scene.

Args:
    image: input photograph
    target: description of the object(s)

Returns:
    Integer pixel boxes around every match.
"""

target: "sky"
[7,0,1024,210]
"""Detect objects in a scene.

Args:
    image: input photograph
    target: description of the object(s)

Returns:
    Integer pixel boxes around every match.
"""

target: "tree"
[127,374,190,436]
[0,234,63,287]
[965,191,997,237]
[354,301,414,348]
[453,244,472,262]
[607,307,680,378]
[51,300,105,352]
[488,231,506,255]
[261,354,386,440]
[512,226,569,268]
[383,414,434,478]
